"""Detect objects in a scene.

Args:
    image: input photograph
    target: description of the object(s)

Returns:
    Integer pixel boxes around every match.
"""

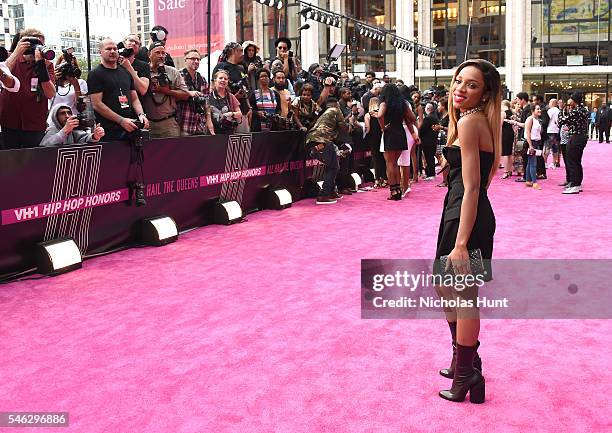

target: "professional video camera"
[22,36,55,60]
[320,44,346,82]
[116,42,134,58]
[57,48,82,79]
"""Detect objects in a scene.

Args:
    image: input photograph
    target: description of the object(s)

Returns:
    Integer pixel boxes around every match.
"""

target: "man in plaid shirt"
[176,49,214,135]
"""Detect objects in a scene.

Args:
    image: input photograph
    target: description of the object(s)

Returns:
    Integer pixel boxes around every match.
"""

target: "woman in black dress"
[374,84,417,200]
[435,59,501,404]
[501,100,515,178]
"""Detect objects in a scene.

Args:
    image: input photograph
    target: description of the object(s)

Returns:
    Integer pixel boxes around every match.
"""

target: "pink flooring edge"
[1,141,611,433]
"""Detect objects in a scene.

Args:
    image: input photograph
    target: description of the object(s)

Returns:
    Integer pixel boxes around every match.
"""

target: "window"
[531,0,611,67]
[433,0,506,69]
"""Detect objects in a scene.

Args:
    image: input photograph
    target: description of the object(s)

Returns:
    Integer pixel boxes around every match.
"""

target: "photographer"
[118,34,151,97]
[177,49,214,136]
[208,69,242,135]
[48,48,87,120]
[1,29,55,149]
[291,83,320,132]
[40,104,104,146]
[304,63,324,102]
[213,42,251,132]
[249,68,281,132]
[242,41,263,92]
[136,25,175,68]
[269,37,301,85]
[87,38,149,141]
[360,81,382,116]
[305,97,347,205]
[317,76,338,107]
[141,42,189,138]
[336,87,363,194]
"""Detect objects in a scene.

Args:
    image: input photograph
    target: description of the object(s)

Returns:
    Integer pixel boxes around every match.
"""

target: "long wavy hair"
[447,59,502,181]
[379,83,406,122]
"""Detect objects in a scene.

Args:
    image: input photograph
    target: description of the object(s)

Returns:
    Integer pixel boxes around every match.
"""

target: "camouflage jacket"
[305,107,346,148]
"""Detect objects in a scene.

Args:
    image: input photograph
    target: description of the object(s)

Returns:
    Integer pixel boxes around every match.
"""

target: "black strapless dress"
[435,146,496,279]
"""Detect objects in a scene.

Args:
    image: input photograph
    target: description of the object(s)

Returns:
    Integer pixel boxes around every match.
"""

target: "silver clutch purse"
[438,248,487,278]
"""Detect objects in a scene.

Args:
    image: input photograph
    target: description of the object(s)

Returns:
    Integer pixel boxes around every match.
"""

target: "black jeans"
[0,128,46,149]
[559,142,569,183]
[566,134,587,186]
[311,143,339,196]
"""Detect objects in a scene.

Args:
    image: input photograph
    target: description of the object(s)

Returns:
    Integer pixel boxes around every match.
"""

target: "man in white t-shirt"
[546,98,561,169]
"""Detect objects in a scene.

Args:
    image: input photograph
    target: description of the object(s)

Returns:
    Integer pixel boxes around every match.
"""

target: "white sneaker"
[562,186,580,194]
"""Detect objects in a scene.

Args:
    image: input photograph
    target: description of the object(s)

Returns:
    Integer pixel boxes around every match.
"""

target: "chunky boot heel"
[469,377,485,404]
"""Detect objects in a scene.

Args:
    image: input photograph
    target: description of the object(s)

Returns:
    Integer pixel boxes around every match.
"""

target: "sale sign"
[152,0,225,59]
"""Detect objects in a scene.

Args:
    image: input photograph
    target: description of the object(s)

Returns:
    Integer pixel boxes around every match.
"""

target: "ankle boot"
[439,343,485,403]
[440,340,482,379]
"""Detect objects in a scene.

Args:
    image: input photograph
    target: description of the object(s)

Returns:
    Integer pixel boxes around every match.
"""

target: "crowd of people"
[0,26,602,201]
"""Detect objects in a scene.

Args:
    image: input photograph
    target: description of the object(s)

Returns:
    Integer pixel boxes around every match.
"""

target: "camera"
[22,37,55,60]
[75,112,94,129]
[229,76,249,95]
[116,42,134,58]
[190,95,208,115]
[156,66,170,87]
[57,48,81,79]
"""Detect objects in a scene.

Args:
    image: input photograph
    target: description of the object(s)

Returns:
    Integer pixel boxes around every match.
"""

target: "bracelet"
[137,113,146,118]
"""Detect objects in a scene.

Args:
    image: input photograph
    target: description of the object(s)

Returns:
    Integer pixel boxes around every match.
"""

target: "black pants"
[566,134,587,186]
[423,142,436,177]
[311,143,339,196]
[598,125,610,143]
[559,142,569,183]
[0,128,46,149]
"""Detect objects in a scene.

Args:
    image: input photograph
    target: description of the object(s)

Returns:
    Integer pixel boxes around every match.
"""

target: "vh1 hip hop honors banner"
[153,0,225,60]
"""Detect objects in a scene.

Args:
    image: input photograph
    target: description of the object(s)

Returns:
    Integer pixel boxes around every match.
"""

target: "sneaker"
[316,196,337,204]
[329,191,343,200]
[576,184,583,192]
[562,186,580,194]
[515,178,527,183]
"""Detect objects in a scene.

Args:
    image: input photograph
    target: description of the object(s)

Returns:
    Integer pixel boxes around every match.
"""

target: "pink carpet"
[1,141,611,433]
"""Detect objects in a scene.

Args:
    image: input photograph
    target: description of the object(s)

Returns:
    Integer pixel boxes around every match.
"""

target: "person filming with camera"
[213,42,251,132]
[141,42,189,138]
[87,38,149,141]
[40,104,105,146]
[48,47,87,120]
[1,29,55,149]
[177,49,214,136]
[118,34,151,97]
